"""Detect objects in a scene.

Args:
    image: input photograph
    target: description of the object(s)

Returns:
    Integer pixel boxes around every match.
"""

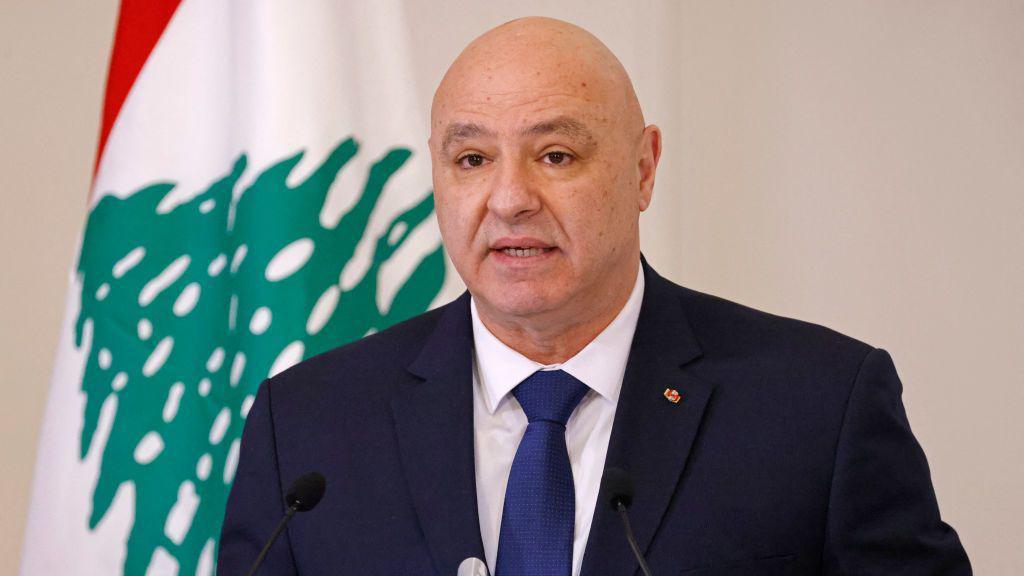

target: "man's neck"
[473,264,641,365]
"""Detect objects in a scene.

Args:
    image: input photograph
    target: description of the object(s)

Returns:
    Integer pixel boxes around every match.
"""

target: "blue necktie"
[495,369,590,576]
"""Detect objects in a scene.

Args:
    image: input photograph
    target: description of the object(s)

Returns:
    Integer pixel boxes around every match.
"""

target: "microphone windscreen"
[285,471,326,512]
[600,467,634,511]
[457,557,490,576]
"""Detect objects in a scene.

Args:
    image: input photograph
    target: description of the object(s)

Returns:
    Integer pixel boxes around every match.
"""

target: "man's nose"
[486,157,542,222]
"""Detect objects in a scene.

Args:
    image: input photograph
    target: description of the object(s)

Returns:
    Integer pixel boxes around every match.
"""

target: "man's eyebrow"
[520,116,595,144]
[439,116,596,155]
[440,122,496,155]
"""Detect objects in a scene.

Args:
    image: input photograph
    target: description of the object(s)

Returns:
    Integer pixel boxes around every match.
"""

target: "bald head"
[431,17,645,143]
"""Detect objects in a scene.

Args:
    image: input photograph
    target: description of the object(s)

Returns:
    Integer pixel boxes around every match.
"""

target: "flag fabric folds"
[21,1,449,574]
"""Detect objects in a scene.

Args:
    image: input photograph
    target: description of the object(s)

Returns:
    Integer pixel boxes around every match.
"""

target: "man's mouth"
[490,237,557,259]
[497,247,555,258]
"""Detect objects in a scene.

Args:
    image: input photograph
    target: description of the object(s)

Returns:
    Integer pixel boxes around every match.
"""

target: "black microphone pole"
[245,471,326,576]
[600,467,654,576]
[245,506,298,576]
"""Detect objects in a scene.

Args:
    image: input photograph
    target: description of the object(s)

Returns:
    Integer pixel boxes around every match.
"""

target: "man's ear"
[637,124,662,212]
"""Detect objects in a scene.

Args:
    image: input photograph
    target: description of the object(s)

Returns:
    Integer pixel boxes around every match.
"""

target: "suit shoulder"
[264,300,452,390]
[668,281,874,371]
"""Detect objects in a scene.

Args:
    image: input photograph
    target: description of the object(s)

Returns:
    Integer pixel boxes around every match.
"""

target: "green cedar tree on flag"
[20,1,455,574]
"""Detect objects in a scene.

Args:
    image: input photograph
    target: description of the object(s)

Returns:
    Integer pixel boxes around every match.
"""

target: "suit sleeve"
[217,379,298,575]
[823,348,971,574]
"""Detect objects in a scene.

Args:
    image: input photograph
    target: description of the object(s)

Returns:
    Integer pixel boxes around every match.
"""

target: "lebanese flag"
[21,1,452,574]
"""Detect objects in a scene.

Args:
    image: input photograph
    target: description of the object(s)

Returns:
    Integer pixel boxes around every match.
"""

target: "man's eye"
[543,151,573,166]
[457,154,486,168]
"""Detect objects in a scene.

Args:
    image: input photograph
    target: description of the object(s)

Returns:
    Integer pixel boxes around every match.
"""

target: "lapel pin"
[663,388,682,404]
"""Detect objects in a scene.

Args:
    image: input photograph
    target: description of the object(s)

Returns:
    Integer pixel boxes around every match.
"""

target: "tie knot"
[512,369,590,426]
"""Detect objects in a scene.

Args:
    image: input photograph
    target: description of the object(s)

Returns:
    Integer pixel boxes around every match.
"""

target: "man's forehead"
[432,77,613,151]
[430,18,644,146]
[434,65,602,117]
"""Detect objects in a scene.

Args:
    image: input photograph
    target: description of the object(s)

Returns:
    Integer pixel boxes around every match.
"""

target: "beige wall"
[2,1,1021,574]
[1,1,120,575]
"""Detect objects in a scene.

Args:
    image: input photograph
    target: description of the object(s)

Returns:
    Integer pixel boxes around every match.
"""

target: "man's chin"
[472,289,565,324]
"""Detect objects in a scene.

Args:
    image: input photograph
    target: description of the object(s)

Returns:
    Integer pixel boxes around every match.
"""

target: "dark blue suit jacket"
[219,263,970,575]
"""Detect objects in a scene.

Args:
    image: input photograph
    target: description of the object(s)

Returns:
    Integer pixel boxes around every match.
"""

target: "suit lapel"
[581,263,717,576]
[392,293,486,575]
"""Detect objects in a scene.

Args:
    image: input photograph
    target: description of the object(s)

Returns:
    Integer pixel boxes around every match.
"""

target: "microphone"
[457,557,490,576]
[600,467,654,576]
[286,471,327,511]
[245,471,326,576]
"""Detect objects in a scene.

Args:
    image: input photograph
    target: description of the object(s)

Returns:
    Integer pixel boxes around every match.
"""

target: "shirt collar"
[471,263,645,414]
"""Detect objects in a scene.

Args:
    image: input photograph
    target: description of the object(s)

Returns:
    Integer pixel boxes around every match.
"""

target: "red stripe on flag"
[93,0,183,181]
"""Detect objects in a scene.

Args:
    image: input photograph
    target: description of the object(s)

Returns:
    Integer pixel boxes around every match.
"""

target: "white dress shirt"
[471,266,645,576]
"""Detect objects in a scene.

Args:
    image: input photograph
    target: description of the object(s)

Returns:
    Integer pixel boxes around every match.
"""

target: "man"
[219,17,971,575]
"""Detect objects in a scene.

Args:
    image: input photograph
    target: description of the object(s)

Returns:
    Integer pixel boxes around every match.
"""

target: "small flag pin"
[663,388,681,404]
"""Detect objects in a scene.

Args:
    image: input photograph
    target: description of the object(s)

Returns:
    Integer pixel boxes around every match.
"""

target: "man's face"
[430,39,655,326]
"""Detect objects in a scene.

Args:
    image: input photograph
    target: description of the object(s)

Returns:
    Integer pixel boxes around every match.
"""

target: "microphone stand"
[245,504,298,576]
[616,501,654,576]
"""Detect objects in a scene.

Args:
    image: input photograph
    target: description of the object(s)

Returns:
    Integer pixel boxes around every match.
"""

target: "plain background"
[2,1,1021,574]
